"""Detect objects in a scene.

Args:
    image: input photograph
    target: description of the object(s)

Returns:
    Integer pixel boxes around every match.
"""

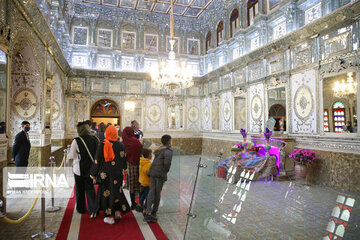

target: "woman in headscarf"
[96,122,106,142]
[122,126,143,212]
[68,122,99,217]
[90,125,130,224]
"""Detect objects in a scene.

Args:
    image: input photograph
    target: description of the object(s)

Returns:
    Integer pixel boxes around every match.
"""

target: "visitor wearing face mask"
[12,121,31,170]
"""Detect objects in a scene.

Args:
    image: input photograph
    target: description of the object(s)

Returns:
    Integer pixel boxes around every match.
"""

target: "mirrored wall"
[267,87,286,131]
[323,72,358,133]
[0,49,7,134]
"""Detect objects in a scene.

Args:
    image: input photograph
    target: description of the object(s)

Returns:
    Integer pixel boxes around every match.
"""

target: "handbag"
[78,136,103,184]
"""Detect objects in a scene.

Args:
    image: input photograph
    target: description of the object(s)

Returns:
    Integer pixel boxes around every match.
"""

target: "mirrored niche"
[323,72,357,133]
[267,87,286,132]
[0,49,7,134]
[167,102,183,129]
[234,96,246,130]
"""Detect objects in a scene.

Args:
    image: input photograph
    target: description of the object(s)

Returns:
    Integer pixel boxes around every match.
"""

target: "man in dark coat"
[12,121,31,168]
[144,135,173,222]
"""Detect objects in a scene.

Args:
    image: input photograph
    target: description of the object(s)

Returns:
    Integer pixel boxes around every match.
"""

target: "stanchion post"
[66,145,71,168]
[46,156,61,212]
[63,149,68,170]
[32,187,54,238]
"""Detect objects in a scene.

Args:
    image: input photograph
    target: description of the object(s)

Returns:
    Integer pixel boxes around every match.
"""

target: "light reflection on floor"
[158,155,360,240]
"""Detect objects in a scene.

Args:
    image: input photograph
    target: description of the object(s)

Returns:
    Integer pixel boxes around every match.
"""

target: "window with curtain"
[217,21,224,46]
[247,0,259,26]
[230,9,239,38]
[206,31,211,52]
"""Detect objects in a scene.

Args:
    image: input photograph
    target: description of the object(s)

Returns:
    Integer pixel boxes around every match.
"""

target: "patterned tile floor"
[158,155,360,240]
[1,155,359,239]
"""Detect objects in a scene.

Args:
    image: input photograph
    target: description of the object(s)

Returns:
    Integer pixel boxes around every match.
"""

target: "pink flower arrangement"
[288,149,316,165]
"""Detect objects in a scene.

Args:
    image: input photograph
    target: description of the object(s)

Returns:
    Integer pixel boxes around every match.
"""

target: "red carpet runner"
[55,186,168,240]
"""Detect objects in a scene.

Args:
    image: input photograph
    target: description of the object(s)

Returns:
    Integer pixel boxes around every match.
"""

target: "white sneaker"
[104,217,115,224]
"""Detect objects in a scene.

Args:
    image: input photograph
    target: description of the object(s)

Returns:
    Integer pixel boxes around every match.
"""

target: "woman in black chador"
[90,125,130,224]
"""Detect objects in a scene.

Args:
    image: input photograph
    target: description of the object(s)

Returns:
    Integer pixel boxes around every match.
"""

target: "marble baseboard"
[307,150,360,194]
[145,138,202,155]
[202,138,239,159]
[8,145,52,166]
[51,139,66,147]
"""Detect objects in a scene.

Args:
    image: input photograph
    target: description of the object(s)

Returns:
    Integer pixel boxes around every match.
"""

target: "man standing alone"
[12,121,31,168]
[144,135,173,222]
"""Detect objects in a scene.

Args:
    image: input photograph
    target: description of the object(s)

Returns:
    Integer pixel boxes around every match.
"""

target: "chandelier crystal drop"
[150,0,193,96]
[333,72,358,98]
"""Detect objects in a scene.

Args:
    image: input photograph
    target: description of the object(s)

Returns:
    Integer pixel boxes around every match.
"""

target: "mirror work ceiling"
[82,0,215,18]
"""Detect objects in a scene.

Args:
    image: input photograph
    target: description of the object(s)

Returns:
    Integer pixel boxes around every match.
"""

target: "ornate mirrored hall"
[0,0,360,239]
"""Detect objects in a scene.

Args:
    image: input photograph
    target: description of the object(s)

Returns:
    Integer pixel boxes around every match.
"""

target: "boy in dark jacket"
[144,135,172,222]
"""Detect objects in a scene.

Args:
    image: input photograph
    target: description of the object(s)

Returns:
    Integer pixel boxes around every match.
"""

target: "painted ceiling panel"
[82,0,215,18]
[120,0,137,8]
[103,0,118,6]
[154,3,170,13]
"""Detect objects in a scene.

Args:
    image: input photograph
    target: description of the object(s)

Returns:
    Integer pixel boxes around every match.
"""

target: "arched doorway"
[90,99,121,128]
[269,104,286,131]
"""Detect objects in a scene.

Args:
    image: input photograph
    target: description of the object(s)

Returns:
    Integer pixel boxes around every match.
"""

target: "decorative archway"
[269,104,286,131]
[90,99,121,128]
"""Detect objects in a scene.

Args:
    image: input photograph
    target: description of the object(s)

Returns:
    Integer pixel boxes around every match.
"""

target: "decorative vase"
[265,145,271,156]
[295,164,307,179]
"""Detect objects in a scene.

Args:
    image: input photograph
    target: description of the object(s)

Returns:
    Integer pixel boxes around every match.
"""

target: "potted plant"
[288,149,316,179]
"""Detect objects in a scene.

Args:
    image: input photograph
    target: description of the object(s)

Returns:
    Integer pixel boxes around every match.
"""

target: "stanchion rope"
[2,188,41,224]
[2,152,67,223]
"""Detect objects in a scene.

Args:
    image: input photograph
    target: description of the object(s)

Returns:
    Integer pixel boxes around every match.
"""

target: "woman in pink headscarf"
[122,126,143,211]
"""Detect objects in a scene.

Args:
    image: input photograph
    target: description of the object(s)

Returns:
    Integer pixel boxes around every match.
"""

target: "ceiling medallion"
[150,0,193,97]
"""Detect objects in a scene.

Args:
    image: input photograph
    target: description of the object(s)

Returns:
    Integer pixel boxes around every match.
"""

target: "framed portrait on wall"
[187,39,200,55]
[144,34,158,52]
[122,31,136,50]
[268,0,281,12]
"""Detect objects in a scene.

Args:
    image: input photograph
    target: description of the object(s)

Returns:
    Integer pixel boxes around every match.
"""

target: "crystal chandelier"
[150,0,193,96]
[333,72,358,98]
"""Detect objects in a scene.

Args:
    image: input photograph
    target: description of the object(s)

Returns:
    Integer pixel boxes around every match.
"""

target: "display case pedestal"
[251,136,295,178]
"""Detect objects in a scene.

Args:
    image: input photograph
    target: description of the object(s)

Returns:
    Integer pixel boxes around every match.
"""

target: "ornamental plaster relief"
[145,96,164,132]
[248,83,265,133]
[290,69,317,134]
[221,91,233,132]
[186,98,201,131]
[202,97,211,131]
